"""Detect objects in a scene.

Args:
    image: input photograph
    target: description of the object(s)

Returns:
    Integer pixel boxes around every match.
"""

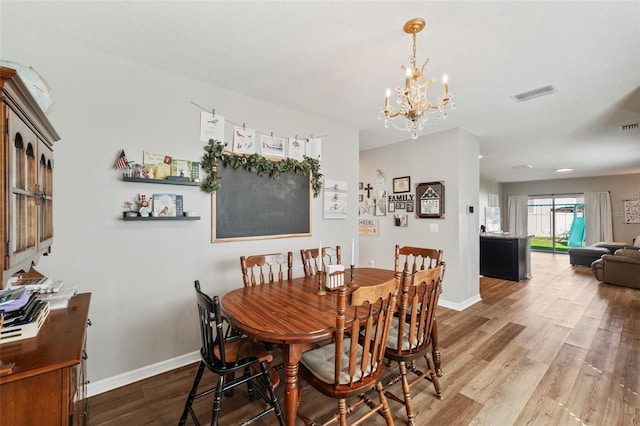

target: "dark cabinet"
[480,234,532,281]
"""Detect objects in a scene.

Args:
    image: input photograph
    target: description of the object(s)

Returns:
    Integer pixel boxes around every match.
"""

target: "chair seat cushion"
[386,318,427,351]
[301,338,371,384]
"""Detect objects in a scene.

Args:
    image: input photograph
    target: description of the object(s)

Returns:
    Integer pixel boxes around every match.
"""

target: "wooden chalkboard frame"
[211,159,312,242]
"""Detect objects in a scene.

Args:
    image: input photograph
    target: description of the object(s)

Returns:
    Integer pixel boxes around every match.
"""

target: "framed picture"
[406,201,414,212]
[416,181,445,218]
[388,202,396,212]
[373,189,387,216]
[396,201,405,210]
[393,176,411,193]
[624,199,640,223]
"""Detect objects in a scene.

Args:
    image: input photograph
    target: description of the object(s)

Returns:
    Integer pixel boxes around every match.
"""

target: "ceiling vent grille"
[512,85,557,102]
[619,123,639,132]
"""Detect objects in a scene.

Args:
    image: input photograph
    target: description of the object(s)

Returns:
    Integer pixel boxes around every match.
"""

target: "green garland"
[200,139,323,197]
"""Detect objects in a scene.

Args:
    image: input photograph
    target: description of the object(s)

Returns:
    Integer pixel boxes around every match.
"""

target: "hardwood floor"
[87,252,640,425]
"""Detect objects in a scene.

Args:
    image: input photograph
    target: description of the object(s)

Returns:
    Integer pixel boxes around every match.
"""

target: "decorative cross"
[364,183,373,198]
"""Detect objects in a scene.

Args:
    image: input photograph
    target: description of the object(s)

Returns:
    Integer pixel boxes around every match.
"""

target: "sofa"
[568,242,631,267]
[592,248,640,289]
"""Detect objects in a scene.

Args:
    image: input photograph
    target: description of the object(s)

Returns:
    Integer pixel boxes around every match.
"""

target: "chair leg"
[211,374,225,426]
[338,398,348,426]
[375,381,395,426]
[260,361,286,426]
[431,320,443,377]
[425,355,443,399]
[179,361,206,425]
[399,361,415,426]
[246,366,255,401]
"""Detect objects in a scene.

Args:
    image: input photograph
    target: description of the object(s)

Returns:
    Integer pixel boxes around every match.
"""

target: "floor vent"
[512,85,557,102]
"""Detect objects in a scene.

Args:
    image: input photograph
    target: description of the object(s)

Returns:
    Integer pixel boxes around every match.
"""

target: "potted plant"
[123,200,138,217]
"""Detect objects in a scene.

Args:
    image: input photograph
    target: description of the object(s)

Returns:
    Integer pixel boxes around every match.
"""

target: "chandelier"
[379,18,454,139]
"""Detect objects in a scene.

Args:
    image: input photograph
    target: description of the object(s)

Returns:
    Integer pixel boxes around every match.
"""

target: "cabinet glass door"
[8,114,38,267]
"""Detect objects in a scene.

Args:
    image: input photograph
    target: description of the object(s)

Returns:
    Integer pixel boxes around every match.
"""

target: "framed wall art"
[624,199,640,223]
[416,181,445,218]
[393,176,411,193]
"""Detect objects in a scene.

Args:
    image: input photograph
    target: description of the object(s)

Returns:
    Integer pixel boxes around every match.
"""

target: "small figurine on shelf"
[133,163,143,178]
[137,194,151,217]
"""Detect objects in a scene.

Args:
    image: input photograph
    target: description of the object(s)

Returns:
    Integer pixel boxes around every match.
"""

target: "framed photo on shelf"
[416,181,445,218]
[152,193,178,217]
[393,176,411,193]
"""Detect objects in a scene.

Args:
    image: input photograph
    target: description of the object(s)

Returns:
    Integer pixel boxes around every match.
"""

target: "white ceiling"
[3,1,639,182]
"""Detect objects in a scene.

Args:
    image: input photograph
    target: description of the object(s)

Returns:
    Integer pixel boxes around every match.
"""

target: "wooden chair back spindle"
[300,245,341,276]
[240,252,293,287]
[394,245,443,278]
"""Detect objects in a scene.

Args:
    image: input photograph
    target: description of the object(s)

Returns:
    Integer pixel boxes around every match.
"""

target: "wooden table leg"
[282,344,304,426]
[431,317,443,377]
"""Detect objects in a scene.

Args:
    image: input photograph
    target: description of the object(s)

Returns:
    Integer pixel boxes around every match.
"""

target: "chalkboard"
[212,164,311,241]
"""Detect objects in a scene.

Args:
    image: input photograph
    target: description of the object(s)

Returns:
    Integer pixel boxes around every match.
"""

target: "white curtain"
[508,195,528,236]
[584,191,613,245]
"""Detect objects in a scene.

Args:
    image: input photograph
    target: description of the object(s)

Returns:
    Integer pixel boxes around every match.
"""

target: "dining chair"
[179,281,285,426]
[393,244,445,377]
[393,245,443,277]
[300,245,341,276]
[240,252,293,287]
[383,265,445,426]
[297,277,399,426]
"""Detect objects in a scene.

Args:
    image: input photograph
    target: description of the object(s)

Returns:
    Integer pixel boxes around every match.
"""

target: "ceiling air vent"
[512,84,557,102]
[619,123,639,132]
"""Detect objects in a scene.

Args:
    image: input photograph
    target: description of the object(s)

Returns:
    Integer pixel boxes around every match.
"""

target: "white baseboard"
[439,294,482,311]
[87,351,200,397]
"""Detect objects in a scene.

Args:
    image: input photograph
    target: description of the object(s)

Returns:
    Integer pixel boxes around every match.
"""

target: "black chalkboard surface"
[212,164,311,241]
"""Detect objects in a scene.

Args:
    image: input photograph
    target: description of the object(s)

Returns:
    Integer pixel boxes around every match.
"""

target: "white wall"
[503,174,640,244]
[359,128,481,309]
[2,21,360,387]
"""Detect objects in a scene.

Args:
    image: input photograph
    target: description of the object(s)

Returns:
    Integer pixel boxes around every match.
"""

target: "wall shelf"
[122,176,201,187]
[122,213,200,221]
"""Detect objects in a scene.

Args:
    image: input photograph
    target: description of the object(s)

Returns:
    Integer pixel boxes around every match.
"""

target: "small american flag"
[115,150,129,170]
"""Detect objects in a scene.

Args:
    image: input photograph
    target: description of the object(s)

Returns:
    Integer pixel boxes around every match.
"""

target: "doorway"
[528,194,585,253]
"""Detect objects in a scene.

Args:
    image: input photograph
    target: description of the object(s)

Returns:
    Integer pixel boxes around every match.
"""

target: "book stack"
[0,287,50,344]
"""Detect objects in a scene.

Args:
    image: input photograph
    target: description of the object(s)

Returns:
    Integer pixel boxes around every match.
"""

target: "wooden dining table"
[221,267,396,425]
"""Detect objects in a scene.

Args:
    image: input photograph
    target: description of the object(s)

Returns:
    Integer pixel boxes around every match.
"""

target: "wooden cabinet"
[1,66,60,286]
[0,293,91,426]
